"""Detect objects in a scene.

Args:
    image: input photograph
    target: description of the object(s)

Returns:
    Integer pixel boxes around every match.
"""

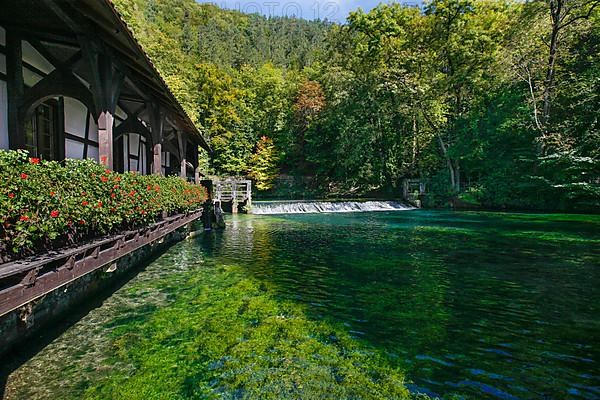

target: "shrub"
[0,150,207,262]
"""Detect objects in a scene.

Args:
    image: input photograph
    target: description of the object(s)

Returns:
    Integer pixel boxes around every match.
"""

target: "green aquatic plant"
[83,265,414,400]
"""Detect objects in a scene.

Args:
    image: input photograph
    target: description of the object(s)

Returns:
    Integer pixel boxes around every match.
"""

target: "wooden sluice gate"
[213,179,252,214]
[403,179,426,208]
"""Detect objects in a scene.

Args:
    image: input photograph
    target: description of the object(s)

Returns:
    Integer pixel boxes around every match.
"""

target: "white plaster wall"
[23,67,43,87]
[88,114,98,142]
[129,132,140,156]
[87,145,99,161]
[0,54,6,75]
[22,41,55,74]
[65,138,84,159]
[0,80,8,150]
[64,97,87,138]
[161,151,170,167]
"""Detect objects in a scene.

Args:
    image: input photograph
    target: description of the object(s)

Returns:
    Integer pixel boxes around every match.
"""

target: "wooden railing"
[0,210,202,317]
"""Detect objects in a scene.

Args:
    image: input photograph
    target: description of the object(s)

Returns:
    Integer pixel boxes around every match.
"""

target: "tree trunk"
[453,160,461,192]
[412,114,418,169]
[543,1,561,125]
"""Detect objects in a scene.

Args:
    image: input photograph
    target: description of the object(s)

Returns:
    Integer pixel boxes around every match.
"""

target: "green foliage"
[249,137,279,191]
[111,0,600,209]
[0,150,207,261]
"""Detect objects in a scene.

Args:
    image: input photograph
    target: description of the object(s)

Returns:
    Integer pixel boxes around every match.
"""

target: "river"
[2,210,599,399]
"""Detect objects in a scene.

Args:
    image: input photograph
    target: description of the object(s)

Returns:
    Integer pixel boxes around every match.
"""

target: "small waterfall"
[251,200,414,215]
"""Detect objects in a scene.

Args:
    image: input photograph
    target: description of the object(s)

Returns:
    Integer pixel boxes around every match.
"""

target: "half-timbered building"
[0,0,210,180]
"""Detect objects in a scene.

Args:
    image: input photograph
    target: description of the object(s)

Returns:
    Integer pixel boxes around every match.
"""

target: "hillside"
[113,0,600,211]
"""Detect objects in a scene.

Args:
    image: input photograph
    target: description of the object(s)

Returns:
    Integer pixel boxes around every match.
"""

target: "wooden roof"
[0,0,211,152]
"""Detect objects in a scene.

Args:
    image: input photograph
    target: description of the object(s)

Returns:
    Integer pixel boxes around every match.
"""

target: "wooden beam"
[162,140,179,161]
[39,0,85,34]
[25,37,63,68]
[19,67,96,121]
[114,115,152,141]
[0,24,80,47]
[6,29,25,149]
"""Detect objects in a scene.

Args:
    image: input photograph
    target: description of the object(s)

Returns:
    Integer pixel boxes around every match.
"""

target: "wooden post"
[6,29,25,150]
[231,182,238,214]
[177,131,187,179]
[150,102,163,176]
[180,159,187,179]
[246,180,252,210]
[98,111,114,169]
[194,166,200,185]
[153,142,162,175]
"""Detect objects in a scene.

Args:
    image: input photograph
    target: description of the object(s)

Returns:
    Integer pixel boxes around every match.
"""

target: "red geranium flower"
[101,176,109,183]
[79,219,85,225]
[82,201,89,206]
[50,210,59,218]
[20,215,29,222]
[97,201,103,208]
[111,192,116,199]
[8,193,15,199]
[29,157,40,165]
[20,173,28,180]
[50,191,56,197]
[105,169,111,174]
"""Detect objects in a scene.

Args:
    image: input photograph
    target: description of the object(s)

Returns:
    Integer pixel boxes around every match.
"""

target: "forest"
[112,0,600,211]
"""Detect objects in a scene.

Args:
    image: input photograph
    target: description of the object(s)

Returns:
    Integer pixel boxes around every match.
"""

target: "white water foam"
[251,201,414,215]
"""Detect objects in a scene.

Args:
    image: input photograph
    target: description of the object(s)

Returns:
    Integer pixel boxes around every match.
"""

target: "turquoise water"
[3,211,600,399]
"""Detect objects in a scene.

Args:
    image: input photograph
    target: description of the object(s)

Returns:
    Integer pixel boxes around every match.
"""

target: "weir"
[251,200,414,215]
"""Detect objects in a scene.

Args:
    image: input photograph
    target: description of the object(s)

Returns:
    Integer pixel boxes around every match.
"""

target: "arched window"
[24,98,60,161]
